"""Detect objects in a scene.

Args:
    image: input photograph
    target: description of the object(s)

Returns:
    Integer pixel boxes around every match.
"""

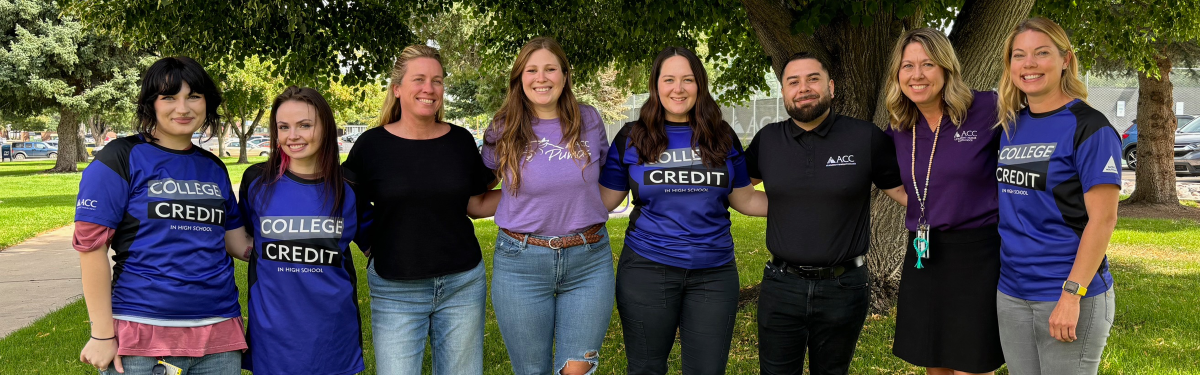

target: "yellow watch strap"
[1075,285,1088,296]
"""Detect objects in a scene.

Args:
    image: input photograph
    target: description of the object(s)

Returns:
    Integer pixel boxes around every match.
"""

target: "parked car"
[221,140,272,157]
[1173,119,1200,176]
[342,132,363,143]
[1121,114,1199,169]
[8,141,58,160]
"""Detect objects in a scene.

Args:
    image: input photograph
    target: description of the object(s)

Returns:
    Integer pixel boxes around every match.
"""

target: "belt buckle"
[547,237,565,249]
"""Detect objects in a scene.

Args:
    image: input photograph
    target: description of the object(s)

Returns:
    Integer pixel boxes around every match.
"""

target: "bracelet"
[90,334,116,341]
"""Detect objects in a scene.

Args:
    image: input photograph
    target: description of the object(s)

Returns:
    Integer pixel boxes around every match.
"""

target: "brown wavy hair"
[996,17,1088,133]
[630,47,733,168]
[379,45,444,126]
[252,86,346,216]
[884,28,974,131]
[485,37,587,195]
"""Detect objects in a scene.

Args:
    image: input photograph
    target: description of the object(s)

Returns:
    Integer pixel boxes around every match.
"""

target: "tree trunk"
[1127,54,1179,205]
[49,107,80,172]
[75,125,89,162]
[949,0,1036,90]
[741,0,1031,314]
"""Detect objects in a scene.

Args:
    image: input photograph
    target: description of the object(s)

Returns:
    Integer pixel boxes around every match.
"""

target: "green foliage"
[0,0,143,119]
[1038,0,1200,77]
[325,79,386,128]
[63,0,454,87]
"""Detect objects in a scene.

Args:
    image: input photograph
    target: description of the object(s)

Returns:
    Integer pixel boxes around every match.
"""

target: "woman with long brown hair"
[599,46,766,375]
[482,36,613,375]
[342,44,499,374]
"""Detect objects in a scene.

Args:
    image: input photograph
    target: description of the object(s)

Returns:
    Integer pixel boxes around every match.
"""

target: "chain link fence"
[607,68,1200,142]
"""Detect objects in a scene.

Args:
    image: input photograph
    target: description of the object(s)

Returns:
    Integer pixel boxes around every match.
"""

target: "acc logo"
[77,199,98,209]
[954,130,978,142]
[826,155,856,167]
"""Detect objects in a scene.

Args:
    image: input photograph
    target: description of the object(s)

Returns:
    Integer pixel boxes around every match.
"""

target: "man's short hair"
[779,52,832,81]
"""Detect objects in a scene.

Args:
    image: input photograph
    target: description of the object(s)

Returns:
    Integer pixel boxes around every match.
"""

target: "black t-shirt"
[746,113,902,266]
[343,124,494,280]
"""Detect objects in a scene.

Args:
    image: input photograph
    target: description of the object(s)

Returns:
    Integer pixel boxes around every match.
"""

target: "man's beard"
[785,93,832,123]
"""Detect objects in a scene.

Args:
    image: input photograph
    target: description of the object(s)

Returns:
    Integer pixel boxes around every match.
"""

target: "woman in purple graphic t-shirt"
[481,37,613,375]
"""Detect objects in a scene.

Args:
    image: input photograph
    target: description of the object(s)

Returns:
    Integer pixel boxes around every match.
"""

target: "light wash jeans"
[367,259,486,375]
[100,350,241,375]
[997,288,1115,375]
[491,226,615,375]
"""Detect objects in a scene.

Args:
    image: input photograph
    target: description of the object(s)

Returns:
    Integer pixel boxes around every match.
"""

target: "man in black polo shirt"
[746,52,905,375]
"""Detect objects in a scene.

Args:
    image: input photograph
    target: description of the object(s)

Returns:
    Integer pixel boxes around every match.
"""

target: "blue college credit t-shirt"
[239,164,370,375]
[996,99,1120,301]
[599,122,751,269]
[74,135,244,320]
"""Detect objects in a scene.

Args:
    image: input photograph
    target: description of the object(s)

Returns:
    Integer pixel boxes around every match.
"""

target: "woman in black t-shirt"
[342,44,499,375]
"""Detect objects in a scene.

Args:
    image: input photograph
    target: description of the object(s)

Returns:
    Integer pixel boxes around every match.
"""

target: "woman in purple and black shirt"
[884,28,1005,375]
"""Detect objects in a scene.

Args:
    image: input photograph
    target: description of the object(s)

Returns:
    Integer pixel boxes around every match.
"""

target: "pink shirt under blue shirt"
[481,105,610,236]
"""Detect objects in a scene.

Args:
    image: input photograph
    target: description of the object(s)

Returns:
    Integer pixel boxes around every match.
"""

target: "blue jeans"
[367,259,486,375]
[99,350,241,375]
[491,226,615,375]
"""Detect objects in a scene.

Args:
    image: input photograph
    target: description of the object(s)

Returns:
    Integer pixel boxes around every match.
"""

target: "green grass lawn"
[2,214,1197,374]
[2,159,1198,373]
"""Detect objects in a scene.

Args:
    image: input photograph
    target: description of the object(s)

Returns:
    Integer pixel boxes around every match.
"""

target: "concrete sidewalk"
[0,224,94,339]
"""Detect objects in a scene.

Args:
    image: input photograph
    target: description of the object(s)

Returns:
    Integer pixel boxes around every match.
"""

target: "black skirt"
[892,224,1005,372]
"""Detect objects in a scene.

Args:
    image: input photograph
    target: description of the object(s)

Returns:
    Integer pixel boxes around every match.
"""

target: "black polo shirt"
[746,113,902,266]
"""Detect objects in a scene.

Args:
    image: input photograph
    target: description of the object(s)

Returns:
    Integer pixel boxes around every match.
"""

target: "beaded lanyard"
[911,113,942,269]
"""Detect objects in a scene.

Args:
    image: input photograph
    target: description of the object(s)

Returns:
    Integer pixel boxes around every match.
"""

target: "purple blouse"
[886,90,1001,232]
[482,105,610,236]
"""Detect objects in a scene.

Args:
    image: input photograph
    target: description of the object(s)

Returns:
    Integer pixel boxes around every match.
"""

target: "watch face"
[1063,280,1080,294]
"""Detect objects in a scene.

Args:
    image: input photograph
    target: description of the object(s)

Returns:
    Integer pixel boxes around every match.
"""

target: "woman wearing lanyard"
[599,46,767,375]
[482,37,613,375]
[883,28,1005,375]
[994,17,1119,375]
[343,45,499,375]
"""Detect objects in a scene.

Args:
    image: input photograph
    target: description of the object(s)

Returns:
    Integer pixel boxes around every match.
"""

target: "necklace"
[910,113,942,269]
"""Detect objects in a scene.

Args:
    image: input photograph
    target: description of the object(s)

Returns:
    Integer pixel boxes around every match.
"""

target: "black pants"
[757,261,870,375]
[615,248,740,375]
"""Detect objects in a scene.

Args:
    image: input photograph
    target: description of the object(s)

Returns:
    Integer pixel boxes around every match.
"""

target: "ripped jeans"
[491,226,616,375]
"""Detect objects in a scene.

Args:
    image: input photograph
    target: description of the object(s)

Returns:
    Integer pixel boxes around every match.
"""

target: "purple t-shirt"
[482,105,610,236]
[887,90,1001,232]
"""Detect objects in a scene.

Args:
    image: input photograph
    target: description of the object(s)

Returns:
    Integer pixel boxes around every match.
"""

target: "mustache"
[792,94,821,102]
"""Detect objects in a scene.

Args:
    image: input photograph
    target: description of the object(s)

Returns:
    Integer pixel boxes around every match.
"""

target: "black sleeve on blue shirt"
[746,128,763,180]
[728,129,751,188]
[871,125,903,190]
[344,167,373,253]
[599,123,634,191]
[75,138,134,228]
[1069,104,1123,191]
[239,164,267,237]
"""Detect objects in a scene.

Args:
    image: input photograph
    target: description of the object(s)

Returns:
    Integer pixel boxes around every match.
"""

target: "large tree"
[0,0,143,172]
[1041,0,1200,208]
[214,56,282,164]
[69,0,1036,311]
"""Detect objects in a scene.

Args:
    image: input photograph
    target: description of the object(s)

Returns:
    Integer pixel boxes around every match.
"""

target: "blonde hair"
[884,28,974,131]
[996,17,1088,133]
[378,45,444,126]
[485,37,587,195]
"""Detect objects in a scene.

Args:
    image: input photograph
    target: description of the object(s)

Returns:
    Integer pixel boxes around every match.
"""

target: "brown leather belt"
[501,224,605,249]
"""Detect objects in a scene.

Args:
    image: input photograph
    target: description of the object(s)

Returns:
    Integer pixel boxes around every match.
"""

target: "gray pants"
[996,289,1115,375]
